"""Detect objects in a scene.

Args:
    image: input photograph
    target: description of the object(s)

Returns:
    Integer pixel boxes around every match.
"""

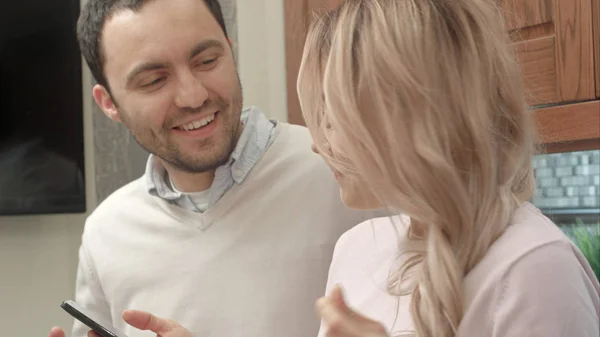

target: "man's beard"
[114,72,244,174]
[157,127,237,174]
[124,95,243,174]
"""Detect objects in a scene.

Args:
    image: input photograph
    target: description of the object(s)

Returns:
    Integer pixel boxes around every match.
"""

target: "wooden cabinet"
[284,0,600,152]
[284,0,344,126]
[500,0,600,152]
[595,0,600,99]
[502,0,595,106]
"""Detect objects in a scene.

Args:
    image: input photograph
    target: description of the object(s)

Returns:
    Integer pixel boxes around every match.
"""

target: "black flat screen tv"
[0,0,86,215]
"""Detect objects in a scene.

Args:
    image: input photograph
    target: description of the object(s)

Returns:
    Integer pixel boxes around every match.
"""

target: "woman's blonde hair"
[298,0,536,336]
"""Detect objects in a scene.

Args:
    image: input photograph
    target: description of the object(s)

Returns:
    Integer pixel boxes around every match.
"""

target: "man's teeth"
[180,114,215,131]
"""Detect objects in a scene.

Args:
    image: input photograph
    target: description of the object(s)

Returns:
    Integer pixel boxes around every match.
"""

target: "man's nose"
[174,71,208,109]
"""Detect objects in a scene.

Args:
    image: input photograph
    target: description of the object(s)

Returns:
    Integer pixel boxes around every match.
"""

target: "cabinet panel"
[284,0,345,125]
[535,100,600,144]
[593,0,600,98]
[502,0,595,106]
[285,0,599,140]
[515,36,557,104]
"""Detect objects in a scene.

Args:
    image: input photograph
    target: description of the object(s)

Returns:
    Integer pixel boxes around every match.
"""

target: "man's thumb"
[122,310,177,334]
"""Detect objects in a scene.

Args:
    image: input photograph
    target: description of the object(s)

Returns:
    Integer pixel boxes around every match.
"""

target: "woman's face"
[310,115,381,210]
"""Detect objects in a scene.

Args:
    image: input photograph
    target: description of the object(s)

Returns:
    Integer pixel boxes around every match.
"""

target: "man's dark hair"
[77,0,228,91]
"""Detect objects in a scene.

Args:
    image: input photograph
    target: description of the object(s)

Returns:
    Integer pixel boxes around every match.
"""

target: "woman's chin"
[339,186,381,210]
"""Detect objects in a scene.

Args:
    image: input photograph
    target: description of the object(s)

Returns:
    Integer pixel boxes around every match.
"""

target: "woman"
[112,0,600,336]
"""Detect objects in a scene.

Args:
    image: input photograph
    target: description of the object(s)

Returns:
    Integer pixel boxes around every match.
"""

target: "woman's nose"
[311,143,319,154]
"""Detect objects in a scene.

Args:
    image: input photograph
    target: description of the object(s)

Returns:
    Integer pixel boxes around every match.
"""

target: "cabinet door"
[285,0,597,124]
[593,0,600,99]
[284,0,345,125]
[500,0,595,106]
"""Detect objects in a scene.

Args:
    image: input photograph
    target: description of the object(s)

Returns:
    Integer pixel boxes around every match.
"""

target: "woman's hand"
[87,310,194,337]
[317,285,390,337]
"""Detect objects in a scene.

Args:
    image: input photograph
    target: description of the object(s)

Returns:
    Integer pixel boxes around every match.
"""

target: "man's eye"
[193,56,220,68]
[141,77,165,87]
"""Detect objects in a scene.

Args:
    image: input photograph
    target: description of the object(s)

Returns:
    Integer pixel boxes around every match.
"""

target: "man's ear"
[92,84,121,123]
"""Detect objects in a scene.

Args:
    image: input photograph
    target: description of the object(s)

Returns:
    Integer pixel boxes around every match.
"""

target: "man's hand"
[49,325,101,337]
[317,285,390,337]
[50,310,194,337]
[49,327,66,337]
[111,310,195,337]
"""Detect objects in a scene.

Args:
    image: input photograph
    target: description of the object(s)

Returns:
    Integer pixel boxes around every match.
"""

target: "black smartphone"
[60,300,129,337]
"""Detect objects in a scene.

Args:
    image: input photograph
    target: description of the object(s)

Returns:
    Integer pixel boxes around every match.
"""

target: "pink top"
[318,203,600,336]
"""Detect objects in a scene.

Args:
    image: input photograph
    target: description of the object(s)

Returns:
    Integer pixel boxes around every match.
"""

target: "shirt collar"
[145,107,275,200]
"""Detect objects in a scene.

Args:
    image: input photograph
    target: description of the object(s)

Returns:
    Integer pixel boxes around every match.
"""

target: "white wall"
[236,0,288,122]
[0,65,97,336]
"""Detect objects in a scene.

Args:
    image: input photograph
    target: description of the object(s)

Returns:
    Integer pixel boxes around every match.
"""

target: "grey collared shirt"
[145,107,276,212]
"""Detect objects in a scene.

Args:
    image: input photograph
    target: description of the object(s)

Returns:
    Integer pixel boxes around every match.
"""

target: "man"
[50,0,378,336]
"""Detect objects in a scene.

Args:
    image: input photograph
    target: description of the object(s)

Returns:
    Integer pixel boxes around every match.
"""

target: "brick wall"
[532,150,600,224]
